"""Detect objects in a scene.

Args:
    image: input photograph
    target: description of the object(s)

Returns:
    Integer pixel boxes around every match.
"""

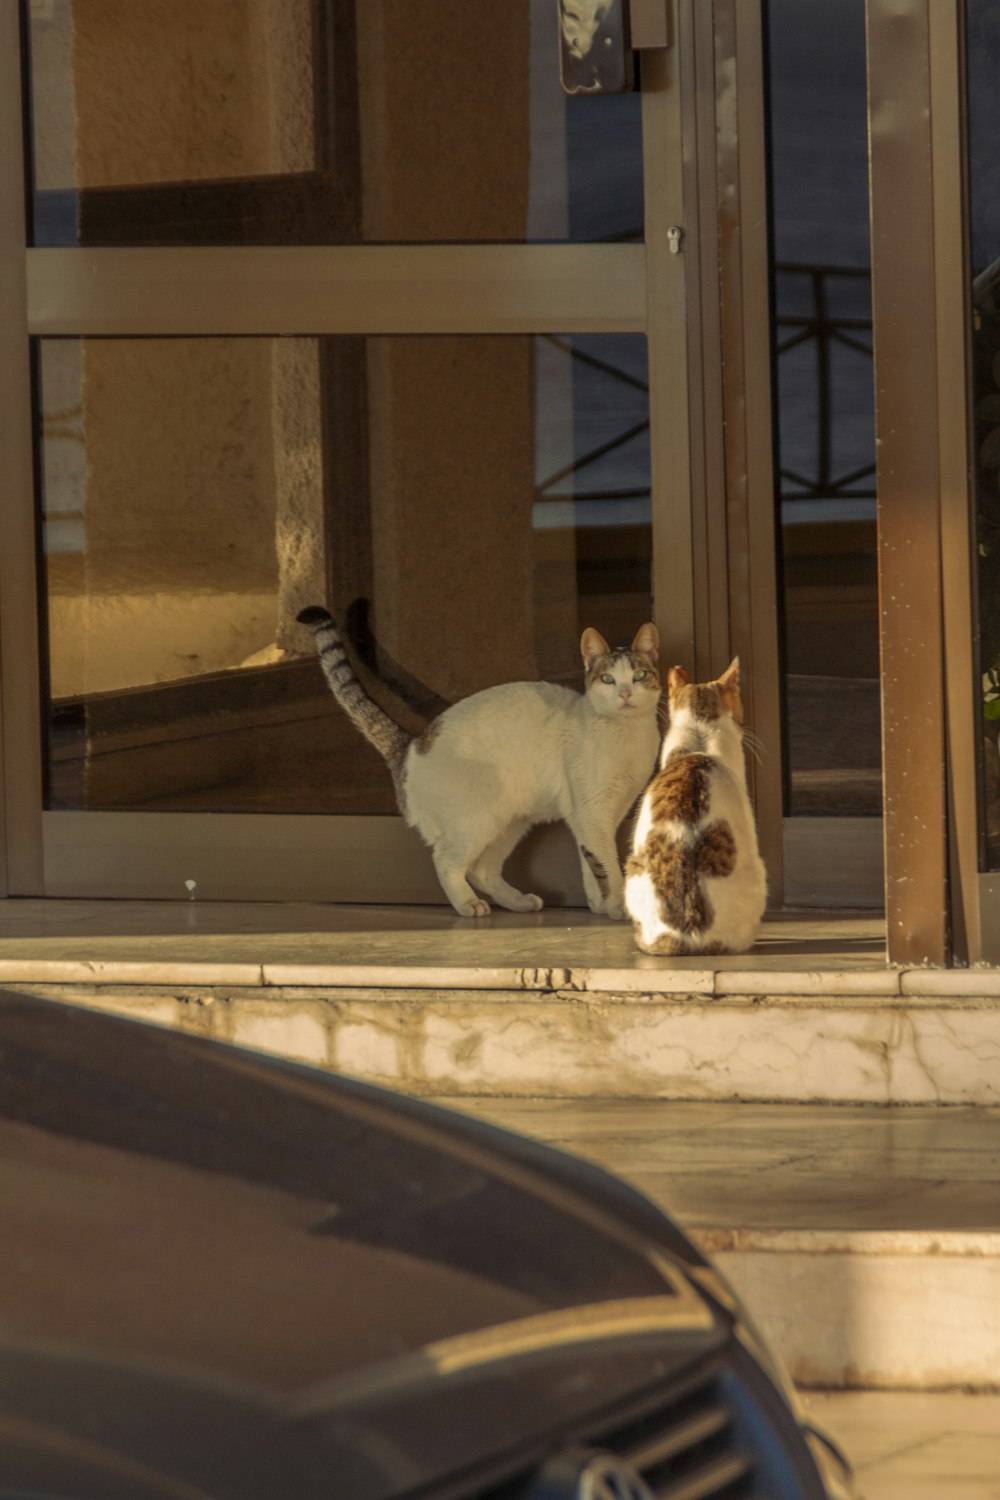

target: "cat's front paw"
[603,899,627,921]
[459,896,492,918]
[510,892,544,912]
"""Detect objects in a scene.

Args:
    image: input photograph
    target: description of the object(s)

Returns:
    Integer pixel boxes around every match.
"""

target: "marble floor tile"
[438,1098,1000,1232]
[805,1392,1000,1499]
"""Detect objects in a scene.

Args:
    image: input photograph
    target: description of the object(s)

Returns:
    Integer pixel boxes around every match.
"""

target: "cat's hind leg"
[469,819,543,913]
[430,839,492,918]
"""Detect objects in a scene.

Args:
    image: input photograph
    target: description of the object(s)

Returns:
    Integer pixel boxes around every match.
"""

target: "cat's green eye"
[601,673,615,684]
[634,669,647,682]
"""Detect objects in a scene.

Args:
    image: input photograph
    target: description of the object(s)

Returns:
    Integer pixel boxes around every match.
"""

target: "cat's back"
[428,678,579,747]
[641,748,753,837]
[402,678,582,826]
[645,750,716,830]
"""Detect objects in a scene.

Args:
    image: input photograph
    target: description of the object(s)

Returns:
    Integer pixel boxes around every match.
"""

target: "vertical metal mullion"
[734,0,784,901]
[680,0,730,683]
[0,0,44,896]
[709,0,785,901]
[642,7,696,671]
[930,0,981,963]
[866,0,948,964]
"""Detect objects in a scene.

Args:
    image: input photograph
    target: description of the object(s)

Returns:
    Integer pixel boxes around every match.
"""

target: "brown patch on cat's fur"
[699,820,737,876]
[414,718,441,755]
[580,845,610,900]
[628,835,709,932]
[668,661,743,727]
[627,818,737,939]
[633,931,690,955]
[635,932,735,955]
[686,684,723,720]
[717,658,744,724]
[718,683,743,724]
[649,753,712,825]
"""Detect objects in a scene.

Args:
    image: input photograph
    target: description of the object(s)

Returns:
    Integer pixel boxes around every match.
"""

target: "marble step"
[11,966,999,1106]
[435,1097,1000,1392]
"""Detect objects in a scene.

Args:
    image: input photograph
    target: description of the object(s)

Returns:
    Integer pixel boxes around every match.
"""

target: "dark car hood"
[0,993,726,1500]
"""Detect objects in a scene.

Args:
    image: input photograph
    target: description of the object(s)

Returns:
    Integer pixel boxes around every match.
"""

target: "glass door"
[3,0,691,902]
[763,0,885,908]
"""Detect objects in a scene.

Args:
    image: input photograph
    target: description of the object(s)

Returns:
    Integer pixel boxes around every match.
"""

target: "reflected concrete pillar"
[356,0,537,697]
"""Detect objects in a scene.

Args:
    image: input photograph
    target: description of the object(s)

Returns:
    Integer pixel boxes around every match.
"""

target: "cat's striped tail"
[297,606,411,781]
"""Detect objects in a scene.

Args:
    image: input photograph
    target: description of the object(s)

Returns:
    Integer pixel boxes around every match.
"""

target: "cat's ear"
[718,657,741,690]
[632,621,659,664]
[718,657,743,720]
[668,666,691,696]
[581,628,610,671]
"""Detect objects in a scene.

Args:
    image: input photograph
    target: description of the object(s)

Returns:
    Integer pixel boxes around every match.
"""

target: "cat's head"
[580,623,661,719]
[667,658,744,729]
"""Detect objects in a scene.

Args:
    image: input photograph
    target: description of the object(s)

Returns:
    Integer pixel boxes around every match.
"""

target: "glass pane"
[37,335,651,813]
[765,0,881,818]
[967,0,1000,868]
[26,0,643,247]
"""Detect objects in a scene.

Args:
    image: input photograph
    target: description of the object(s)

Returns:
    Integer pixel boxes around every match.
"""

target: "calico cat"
[624,658,766,954]
[297,606,661,918]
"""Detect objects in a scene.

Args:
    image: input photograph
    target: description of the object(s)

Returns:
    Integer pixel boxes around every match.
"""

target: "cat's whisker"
[742,728,767,766]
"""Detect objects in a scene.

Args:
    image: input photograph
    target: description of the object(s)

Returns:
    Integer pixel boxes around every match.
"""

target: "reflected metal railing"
[774,262,876,502]
[533,334,651,509]
[533,264,877,512]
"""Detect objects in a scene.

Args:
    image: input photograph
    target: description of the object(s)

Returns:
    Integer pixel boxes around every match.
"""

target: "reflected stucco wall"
[73,0,314,186]
[357,0,537,694]
[39,0,323,695]
[40,0,538,708]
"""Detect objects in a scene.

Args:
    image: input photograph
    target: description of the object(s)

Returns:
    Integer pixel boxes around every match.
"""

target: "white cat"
[624,658,767,954]
[298,607,661,918]
[559,0,616,59]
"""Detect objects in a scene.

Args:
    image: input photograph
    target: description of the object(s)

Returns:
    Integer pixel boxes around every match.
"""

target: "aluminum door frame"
[0,0,706,903]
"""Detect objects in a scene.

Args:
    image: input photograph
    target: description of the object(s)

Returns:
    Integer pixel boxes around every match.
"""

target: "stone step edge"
[2,957,1000,1000]
[7,980,1000,1107]
[696,1229,1000,1392]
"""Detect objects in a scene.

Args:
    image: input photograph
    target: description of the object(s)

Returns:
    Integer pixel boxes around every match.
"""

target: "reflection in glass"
[26,0,642,247]
[765,0,881,817]
[37,336,651,814]
[967,0,1000,867]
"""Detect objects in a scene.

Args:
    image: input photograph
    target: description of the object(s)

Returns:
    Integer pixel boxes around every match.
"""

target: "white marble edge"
[693,1227,1000,1256]
[715,969,902,996]
[902,968,1000,997]
[2,956,1000,998]
[0,959,264,986]
[259,964,561,991]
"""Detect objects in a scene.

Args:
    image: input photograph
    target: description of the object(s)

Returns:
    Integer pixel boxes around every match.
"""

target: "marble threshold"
[0,897,989,995]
